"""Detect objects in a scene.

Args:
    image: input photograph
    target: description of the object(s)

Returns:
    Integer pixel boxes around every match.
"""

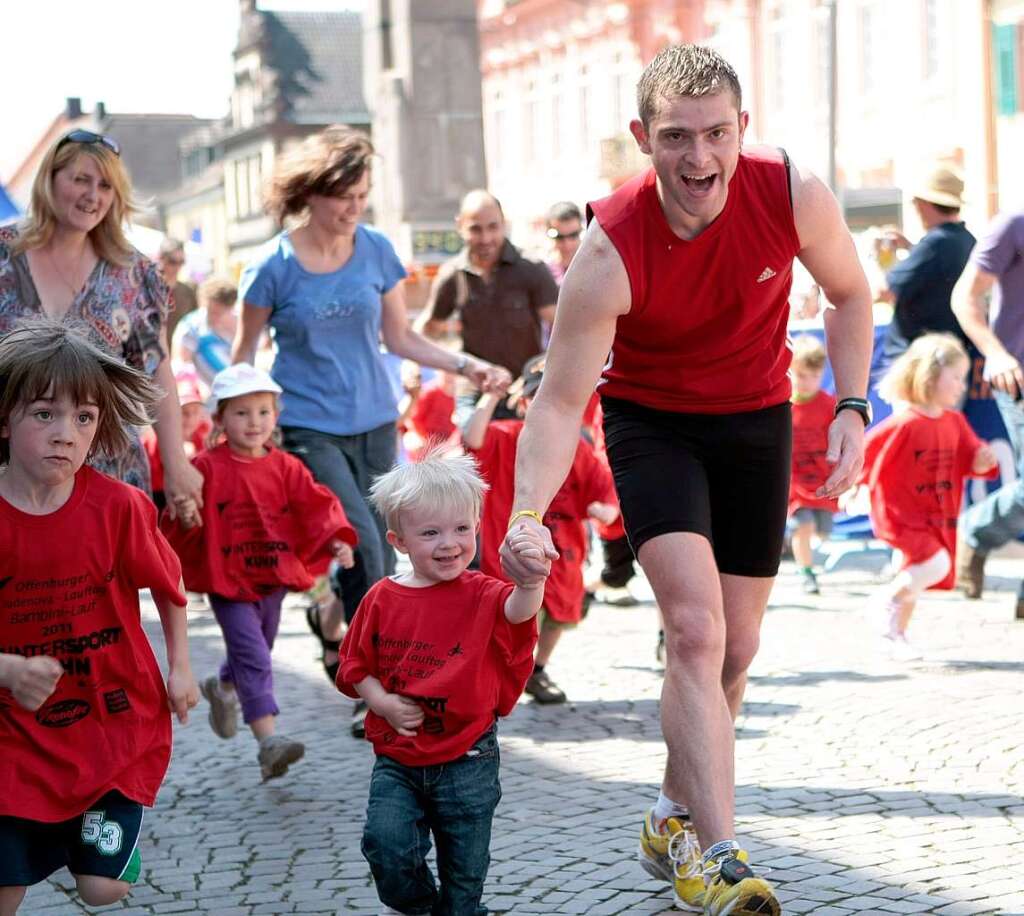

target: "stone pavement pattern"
[22,554,1024,915]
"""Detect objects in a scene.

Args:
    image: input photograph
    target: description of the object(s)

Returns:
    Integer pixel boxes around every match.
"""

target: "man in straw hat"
[876,164,975,361]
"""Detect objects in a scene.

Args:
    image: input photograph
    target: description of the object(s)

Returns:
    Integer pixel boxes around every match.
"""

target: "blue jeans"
[963,391,1024,552]
[281,423,396,622]
[362,727,501,916]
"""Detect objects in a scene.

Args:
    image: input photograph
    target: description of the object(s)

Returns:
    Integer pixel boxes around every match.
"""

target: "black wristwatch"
[835,396,872,426]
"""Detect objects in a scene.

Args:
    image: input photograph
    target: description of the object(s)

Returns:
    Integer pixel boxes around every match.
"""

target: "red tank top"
[588,148,801,413]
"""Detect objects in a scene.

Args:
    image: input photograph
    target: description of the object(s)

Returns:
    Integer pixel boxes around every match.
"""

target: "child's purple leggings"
[209,589,287,723]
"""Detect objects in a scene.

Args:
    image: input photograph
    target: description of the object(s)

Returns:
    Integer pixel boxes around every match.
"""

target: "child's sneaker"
[800,568,819,595]
[258,735,305,781]
[885,632,922,661]
[702,849,779,915]
[524,667,566,704]
[199,675,238,739]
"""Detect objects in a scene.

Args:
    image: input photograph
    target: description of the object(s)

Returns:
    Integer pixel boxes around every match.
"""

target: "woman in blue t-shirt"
[233,127,510,732]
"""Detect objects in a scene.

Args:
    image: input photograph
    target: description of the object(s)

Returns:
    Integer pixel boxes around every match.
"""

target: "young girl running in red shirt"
[858,333,996,659]
[0,322,198,913]
[162,363,357,780]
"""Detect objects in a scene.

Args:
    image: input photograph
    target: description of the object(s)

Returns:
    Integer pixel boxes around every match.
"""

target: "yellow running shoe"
[670,823,705,912]
[702,851,780,916]
[638,808,698,885]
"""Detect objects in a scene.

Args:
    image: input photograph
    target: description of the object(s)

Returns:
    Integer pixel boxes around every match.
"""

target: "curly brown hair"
[265,126,374,224]
[0,321,162,464]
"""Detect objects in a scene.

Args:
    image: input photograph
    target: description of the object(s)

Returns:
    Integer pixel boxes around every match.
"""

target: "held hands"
[165,460,204,526]
[500,518,559,589]
[464,357,512,396]
[166,667,199,724]
[331,540,355,569]
[376,693,424,737]
[7,655,63,711]
[817,410,865,498]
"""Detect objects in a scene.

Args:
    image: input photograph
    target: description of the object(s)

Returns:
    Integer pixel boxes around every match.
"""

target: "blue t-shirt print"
[239,226,407,437]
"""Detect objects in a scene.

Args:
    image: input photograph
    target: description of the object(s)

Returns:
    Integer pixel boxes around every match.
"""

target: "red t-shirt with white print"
[161,444,357,600]
[337,571,537,766]
[0,467,186,821]
[469,419,616,623]
[859,408,994,588]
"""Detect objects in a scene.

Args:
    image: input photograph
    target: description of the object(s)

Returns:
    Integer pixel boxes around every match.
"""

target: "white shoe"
[885,632,922,661]
[380,907,407,915]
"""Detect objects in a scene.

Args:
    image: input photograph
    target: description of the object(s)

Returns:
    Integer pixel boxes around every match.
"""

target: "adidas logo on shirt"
[756,267,777,283]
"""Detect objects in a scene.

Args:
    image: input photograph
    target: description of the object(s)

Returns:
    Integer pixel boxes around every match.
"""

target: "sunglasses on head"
[57,129,121,157]
[547,227,581,241]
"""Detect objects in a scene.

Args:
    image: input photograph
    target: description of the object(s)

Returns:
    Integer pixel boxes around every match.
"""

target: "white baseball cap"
[209,363,282,410]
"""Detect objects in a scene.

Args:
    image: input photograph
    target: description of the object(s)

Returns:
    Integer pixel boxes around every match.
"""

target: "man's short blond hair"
[637,44,743,128]
[369,448,488,534]
[790,335,828,372]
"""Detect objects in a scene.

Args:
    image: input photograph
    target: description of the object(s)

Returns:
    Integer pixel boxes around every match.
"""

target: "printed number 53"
[81,811,124,856]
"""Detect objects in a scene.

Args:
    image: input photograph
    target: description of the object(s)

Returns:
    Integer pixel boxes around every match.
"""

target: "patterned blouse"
[0,224,171,492]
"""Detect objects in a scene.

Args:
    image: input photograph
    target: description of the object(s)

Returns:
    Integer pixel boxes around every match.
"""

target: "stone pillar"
[364,0,486,273]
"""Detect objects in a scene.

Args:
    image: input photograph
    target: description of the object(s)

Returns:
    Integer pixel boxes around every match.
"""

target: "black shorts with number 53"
[601,396,792,578]
[0,790,144,887]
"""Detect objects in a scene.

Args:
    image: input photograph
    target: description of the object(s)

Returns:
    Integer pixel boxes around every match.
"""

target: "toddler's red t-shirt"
[337,571,537,765]
[859,408,994,588]
[469,420,616,623]
[789,390,839,514]
[161,444,356,600]
[0,467,186,821]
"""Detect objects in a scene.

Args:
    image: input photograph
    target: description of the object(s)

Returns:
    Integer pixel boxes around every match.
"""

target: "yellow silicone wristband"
[508,509,543,528]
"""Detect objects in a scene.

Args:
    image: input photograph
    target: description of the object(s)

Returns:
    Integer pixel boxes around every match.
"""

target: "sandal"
[305,603,341,684]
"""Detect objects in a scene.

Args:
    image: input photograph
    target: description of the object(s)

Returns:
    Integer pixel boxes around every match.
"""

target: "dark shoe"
[351,700,368,738]
[305,603,341,683]
[1016,595,1024,620]
[525,668,566,704]
[957,542,987,599]
[656,629,666,666]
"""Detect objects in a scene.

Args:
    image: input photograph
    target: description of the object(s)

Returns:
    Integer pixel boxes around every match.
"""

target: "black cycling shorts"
[0,791,144,887]
[601,396,792,578]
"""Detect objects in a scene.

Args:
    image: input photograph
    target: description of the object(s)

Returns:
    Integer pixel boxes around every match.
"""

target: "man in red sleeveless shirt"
[500,46,873,915]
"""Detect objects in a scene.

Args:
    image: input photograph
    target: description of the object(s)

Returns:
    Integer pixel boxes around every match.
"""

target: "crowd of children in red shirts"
[0,312,1001,914]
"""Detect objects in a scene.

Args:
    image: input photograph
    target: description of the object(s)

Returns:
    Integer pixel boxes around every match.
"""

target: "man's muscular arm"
[791,160,874,497]
[500,222,628,580]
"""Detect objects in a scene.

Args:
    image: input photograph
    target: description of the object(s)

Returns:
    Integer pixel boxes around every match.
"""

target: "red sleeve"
[121,488,186,606]
[336,587,381,699]
[951,412,996,480]
[579,443,617,508]
[283,454,358,572]
[481,576,539,717]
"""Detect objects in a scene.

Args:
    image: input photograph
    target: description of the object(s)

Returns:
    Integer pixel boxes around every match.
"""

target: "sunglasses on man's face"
[547,227,582,241]
[57,129,121,157]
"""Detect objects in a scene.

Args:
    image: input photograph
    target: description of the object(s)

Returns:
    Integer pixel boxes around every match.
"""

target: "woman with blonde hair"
[233,125,510,734]
[0,130,203,514]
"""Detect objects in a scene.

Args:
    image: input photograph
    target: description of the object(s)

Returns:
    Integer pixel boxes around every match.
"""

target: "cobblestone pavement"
[23,549,1024,915]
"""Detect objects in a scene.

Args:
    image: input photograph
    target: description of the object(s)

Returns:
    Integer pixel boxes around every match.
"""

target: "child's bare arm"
[504,580,546,624]
[973,443,997,475]
[354,675,424,737]
[587,501,619,526]
[461,391,502,450]
[0,653,63,711]
[153,580,199,723]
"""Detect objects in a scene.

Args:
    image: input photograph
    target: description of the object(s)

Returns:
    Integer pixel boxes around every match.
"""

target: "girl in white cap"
[162,362,358,780]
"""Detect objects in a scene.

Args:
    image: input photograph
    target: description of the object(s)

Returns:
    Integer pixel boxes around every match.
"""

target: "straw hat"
[912,165,965,209]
